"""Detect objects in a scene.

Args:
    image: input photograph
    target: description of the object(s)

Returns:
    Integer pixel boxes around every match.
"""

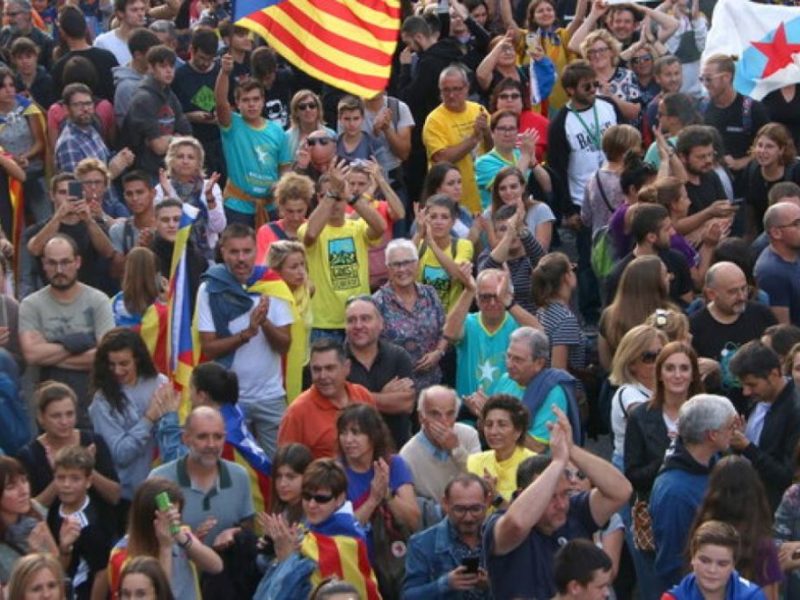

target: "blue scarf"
[522,367,582,444]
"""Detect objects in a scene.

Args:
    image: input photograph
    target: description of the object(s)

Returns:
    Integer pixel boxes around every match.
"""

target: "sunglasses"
[565,468,586,481]
[498,92,522,100]
[630,54,653,65]
[641,350,660,364]
[387,258,417,269]
[302,492,335,503]
[297,101,317,110]
[307,137,332,146]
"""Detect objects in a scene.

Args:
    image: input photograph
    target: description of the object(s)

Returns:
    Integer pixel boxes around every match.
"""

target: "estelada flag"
[233,0,400,97]
[704,0,800,100]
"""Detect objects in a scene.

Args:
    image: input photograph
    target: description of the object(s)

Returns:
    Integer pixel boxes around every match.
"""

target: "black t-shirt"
[743,161,800,234]
[172,61,222,144]
[51,47,119,103]
[686,170,726,214]
[262,67,294,128]
[605,249,693,307]
[703,93,770,159]
[762,84,800,150]
[346,340,415,448]
[689,302,777,411]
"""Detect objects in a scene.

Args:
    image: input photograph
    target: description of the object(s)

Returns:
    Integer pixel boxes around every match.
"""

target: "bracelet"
[504,300,517,311]
[178,532,193,550]
[325,190,341,201]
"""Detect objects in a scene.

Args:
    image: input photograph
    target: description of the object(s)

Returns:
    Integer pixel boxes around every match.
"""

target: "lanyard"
[568,102,601,150]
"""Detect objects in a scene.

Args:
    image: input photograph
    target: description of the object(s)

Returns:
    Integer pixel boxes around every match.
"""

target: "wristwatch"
[325,190,341,201]
[347,193,362,206]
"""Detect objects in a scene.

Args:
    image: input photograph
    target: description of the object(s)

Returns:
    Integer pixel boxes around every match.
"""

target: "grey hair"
[764,201,794,232]
[385,238,418,266]
[678,394,736,445]
[417,384,461,414]
[704,261,743,289]
[510,326,550,361]
[476,268,514,296]
[8,0,31,11]
[439,64,469,87]
[149,19,177,39]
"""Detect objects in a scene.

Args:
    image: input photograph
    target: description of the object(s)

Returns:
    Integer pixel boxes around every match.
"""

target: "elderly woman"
[575,29,641,123]
[373,239,448,391]
[155,136,226,261]
[284,90,336,158]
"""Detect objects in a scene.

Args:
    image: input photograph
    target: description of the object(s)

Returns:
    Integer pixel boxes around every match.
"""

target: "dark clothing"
[689,302,777,412]
[397,38,463,127]
[451,19,491,73]
[46,497,116,600]
[17,429,119,509]
[150,234,206,314]
[762,84,800,150]
[624,402,670,498]
[483,492,599,600]
[742,160,800,235]
[122,75,191,177]
[0,26,54,70]
[15,66,56,110]
[686,170,727,215]
[172,61,222,145]
[51,46,119,102]
[346,339,415,448]
[477,229,545,314]
[605,249,693,307]
[702,93,770,160]
[262,67,294,128]
[741,380,800,511]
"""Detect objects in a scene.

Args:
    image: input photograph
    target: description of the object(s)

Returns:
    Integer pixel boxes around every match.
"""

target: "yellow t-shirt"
[417,237,474,312]
[517,28,575,112]
[298,220,378,329]
[422,101,486,214]
[467,446,536,501]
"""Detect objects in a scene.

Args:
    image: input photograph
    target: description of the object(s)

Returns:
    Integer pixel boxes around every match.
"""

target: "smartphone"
[461,556,480,574]
[67,181,83,200]
[730,197,745,205]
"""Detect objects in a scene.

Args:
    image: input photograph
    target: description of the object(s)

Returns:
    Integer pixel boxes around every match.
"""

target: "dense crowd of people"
[0,0,799,598]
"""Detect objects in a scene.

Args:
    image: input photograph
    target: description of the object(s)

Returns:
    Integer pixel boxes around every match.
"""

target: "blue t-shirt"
[455,312,519,398]
[483,492,599,600]
[344,454,414,507]
[755,247,800,325]
[220,112,291,214]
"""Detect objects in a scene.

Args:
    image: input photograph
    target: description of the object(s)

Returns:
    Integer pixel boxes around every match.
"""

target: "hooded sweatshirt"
[664,571,766,600]
[650,437,715,592]
[112,64,145,127]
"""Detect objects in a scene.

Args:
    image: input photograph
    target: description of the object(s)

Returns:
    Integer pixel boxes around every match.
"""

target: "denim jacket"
[403,518,490,600]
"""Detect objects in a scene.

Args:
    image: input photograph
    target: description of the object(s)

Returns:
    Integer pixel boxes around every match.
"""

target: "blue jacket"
[650,438,714,592]
[403,518,489,600]
[664,571,766,600]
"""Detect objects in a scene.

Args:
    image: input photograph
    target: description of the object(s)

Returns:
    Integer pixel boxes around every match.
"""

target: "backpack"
[0,349,30,455]
[589,173,616,279]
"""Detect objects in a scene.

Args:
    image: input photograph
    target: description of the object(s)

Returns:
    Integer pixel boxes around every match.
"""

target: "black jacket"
[625,402,670,498]
[741,380,800,510]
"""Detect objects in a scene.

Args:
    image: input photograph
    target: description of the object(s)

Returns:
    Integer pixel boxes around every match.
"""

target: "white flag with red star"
[704,0,800,100]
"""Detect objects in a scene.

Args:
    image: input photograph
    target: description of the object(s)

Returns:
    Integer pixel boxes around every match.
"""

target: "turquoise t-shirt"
[475,149,519,211]
[221,113,291,214]
[455,312,518,398]
[489,373,568,443]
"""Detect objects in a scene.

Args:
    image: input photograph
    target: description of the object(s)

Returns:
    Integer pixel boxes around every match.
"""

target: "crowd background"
[0,0,799,598]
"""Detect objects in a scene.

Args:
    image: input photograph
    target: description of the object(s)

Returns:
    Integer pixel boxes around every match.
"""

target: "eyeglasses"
[564,468,586,481]
[499,45,515,54]
[297,101,317,111]
[578,81,601,92]
[477,293,501,303]
[586,47,610,57]
[81,178,105,187]
[776,218,800,229]
[43,258,75,271]
[449,504,486,517]
[307,137,332,146]
[387,258,417,269]
[302,491,335,503]
[494,126,517,133]
[70,100,93,109]
[630,54,653,65]
[641,350,660,364]
[497,92,521,100]
[698,73,724,84]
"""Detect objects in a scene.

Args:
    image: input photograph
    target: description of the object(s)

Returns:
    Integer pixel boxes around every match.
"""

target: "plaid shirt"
[54,120,110,173]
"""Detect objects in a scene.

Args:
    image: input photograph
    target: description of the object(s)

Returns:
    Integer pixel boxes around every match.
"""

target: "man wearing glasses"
[403,473,492,599]
[756,201,800,325]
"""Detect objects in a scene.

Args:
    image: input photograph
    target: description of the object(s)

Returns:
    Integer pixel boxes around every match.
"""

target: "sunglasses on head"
[307,137,332,146]
[302,491,335,503]
[297,101,317,110]
[641,350,660,364]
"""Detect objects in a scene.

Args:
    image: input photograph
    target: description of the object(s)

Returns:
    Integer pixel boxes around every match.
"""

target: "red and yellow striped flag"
[234,0,401,97]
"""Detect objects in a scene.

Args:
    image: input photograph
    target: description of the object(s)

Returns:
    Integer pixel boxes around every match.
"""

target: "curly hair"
[480,394,531,446]
[91,328,158,414]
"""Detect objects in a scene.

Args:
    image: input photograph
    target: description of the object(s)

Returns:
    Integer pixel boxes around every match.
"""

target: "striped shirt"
[536,301,586,371]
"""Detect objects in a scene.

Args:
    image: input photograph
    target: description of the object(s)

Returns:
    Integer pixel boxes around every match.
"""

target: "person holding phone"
[403,473,492,599]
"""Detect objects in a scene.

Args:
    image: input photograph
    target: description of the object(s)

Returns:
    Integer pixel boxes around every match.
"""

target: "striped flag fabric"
[300,529,380,599]
[8,175,22,277]
[167,204,201,420]
[233,0,401,97]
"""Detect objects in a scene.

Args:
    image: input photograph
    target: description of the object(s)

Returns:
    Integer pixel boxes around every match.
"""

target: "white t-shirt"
[610,382,652,460]
[564,98,618,207]
[196,282,293,403]
[94,30,131,65]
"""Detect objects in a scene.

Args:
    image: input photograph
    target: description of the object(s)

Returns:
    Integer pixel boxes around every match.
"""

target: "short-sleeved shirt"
[455,312,518,398]
[298,219,377,330]
[19,284,114,344]
[149,457,255,544]
[475,148,525,211]
[196,282,293,403]
[220,112,291,214]
[345,454,414,506]
[483,491,599,599]
[417,237,474,312]
[467,446,534,501]
[422,101,485,214]
[363,97,414,173]
[755,248,800,325]
[490,374,568,443]
[703,93,770,159]
[686,170,727,214]
[536,302,586,372]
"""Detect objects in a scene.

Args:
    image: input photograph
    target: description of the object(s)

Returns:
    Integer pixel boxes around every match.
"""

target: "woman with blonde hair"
[284,90,335,158]
[6,552,65,600]
[599,255,679,369]
[156,136,226,261]
[256,173,313,263]
[608,324,667,470]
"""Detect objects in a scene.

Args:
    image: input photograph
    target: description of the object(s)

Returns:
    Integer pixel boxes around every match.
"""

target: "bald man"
[756,202,800,325]
[149,406,255,548]
[690,261,777,411]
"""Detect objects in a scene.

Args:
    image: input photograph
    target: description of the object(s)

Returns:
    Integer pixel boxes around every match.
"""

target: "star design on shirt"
[478,360,498,384]
[254,146,269,163]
